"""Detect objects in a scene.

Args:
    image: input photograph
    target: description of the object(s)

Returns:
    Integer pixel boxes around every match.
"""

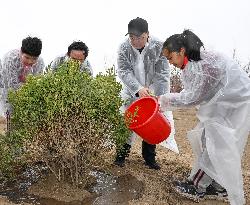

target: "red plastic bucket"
[125,97,171,144]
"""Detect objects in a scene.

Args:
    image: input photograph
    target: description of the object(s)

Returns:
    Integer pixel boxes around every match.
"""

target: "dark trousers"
[116,140,157,164]
[142,140,156,163]
[116,140,156,163]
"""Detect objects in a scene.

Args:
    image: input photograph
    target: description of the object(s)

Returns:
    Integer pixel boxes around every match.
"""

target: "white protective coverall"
[0,49,44,113]
[50,55,93,76]
[159,50,250,205]
[117,36,178,153]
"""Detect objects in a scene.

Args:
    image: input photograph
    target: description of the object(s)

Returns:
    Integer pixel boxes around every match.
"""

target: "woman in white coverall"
[159,29,250,205]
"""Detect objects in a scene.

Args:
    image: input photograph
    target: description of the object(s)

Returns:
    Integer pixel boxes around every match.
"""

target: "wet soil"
[0,109,249,205]
[0,166,144,205]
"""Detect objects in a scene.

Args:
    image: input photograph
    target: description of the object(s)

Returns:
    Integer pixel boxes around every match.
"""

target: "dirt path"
[0,109,249,205]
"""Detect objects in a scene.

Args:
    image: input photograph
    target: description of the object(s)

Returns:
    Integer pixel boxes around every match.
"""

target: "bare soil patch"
[0,109,249,205]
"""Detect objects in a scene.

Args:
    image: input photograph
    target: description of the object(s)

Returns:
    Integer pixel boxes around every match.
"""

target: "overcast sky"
[0,0,250,75]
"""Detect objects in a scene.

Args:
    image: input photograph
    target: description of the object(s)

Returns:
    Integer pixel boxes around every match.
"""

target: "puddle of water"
[0,165,44,204]
[89,171,144,205]
[0,167,144,205]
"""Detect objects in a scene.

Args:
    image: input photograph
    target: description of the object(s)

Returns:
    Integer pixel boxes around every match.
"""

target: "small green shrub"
[0,132,24,179]
[4,60,130,184]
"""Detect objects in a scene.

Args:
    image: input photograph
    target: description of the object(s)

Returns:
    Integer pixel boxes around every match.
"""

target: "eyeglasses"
[70,57,85,62]
[129,34,147,41]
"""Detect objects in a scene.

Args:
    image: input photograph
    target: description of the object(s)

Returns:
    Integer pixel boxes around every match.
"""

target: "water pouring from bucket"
[125,97,171,144]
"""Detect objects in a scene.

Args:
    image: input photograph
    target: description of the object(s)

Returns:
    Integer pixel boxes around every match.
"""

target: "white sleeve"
[159,55,226,111]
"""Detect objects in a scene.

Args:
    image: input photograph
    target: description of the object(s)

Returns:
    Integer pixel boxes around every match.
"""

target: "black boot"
[142,140,160,170]
[114,143,131,167]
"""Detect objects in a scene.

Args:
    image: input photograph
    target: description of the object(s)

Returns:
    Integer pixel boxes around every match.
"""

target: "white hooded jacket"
[117,36,178,153]
[159,50,250,205]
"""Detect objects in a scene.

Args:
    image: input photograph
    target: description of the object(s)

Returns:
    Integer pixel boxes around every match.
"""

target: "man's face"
[21,53,38,67]
[162,48,185,68]
[129,32,149,49]
[69,50,86,63]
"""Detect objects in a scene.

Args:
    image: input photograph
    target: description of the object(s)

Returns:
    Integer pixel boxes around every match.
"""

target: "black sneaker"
[145,161,161,170]
[173,180,205,202]
[173,180,228,202]
[204,184,228,201]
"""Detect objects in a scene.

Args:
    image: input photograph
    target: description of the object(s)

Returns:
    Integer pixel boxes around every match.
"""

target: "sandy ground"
[0,108,249,205]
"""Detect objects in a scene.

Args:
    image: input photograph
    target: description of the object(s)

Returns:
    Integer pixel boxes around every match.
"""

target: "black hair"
[163,30,204,61]
[67,41,89,58]
[21,36,42,57]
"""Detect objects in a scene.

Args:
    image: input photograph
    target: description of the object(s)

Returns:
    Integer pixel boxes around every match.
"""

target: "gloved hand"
[158,95,170,112]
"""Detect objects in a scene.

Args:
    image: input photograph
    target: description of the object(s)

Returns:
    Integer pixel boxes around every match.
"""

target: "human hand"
[154,96,163,113]
[138,87,150,98]
[158,95,169,112]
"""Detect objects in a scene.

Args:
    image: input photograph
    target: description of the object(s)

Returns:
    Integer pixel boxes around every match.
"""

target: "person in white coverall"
[114,17,178,170]
[0,36,44,114]
[159,29,250,205]
[50,41,93,76]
